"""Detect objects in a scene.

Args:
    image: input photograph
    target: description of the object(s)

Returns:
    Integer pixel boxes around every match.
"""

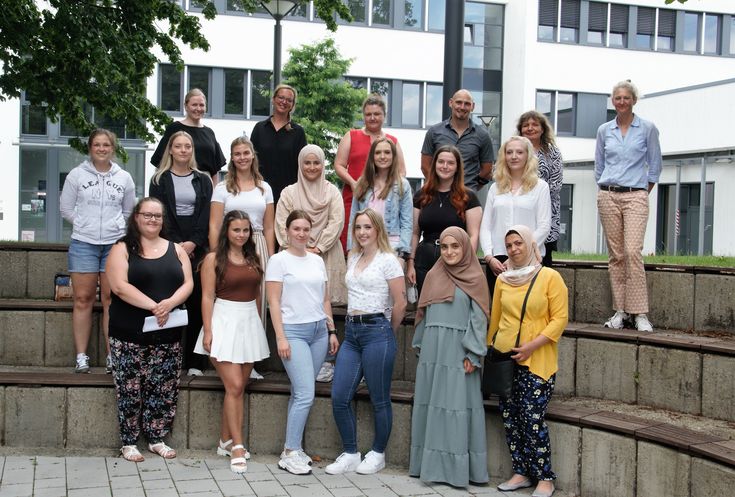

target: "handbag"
[482,271,540,399]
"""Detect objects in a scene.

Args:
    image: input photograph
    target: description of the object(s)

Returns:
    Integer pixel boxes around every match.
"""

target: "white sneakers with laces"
[325,452,361,475]
[75,353,90,373]
[604,310,628,329]
[635,314,654,332]
[278,449,311,475]
[356,450,385,474]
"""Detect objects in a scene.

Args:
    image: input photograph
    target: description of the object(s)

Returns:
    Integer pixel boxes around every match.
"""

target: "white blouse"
[346,251,403,316]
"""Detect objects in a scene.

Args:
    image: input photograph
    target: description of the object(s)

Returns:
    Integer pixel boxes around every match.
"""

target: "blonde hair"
[493,136,539,194]
[612,80,639,103]
[273,83,297,129]
[185,88,206,106]
[349,208,394,255]
[152,131,199,185]
[224,137,265,195]
[354,138,403,201]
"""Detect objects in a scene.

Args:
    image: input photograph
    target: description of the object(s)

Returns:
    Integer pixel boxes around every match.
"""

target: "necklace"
[438,190,450,208]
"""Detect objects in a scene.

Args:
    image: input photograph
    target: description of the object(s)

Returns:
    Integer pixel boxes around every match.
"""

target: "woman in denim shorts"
[326,208,406,476]
[60,129,136,373]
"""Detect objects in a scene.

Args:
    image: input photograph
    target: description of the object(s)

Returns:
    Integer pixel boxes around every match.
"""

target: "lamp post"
[260,0,300,88]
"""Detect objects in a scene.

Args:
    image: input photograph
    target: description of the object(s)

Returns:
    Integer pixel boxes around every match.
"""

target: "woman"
[149,131,213,377]
[106,197,194,462]
[60,129,136,374]
[488,226,568,497]
[210,137,275,326]
[406,145,482,295]
[194,210,269,473]
[517,111,563,266]
[335,94,407,251]
[348,138,413,262]
[326,209,406,476]
[266,210,340,475]
[275,144,346,305]
[480,136,551,296]
[409,227,490,488]
[251,84,308,206]
[151,88,226,183]
[595,80,661,333]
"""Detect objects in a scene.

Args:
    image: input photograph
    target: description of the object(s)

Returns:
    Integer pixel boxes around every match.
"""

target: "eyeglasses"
[275,95,294,104]
[138,212,163,221]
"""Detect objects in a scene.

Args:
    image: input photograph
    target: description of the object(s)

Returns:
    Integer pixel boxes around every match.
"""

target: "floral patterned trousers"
[110,337,182,446]
[499,367,556,481]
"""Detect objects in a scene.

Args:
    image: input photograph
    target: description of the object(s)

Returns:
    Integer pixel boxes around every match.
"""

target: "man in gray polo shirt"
[420,89,494,191]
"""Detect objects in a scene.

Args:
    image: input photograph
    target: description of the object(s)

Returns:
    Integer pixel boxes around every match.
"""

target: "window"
[636,7,655,50]
[372,0,391,26]
[538,0,558,41]
[251,70,271,117]
[657,9,676,52]
[224,69,245,115]
[345,0,366,24]
[425,84,443,126]
[344,76,367,90]
[609,4,628,47]
[371,79,392,125]
[731,17,735,55]
[704,14,721,54]
[587,2,607,45]
[160,64,183,112]
[427,0,445,31]
[536,91,553,122]
[403,0,422,29]
[401,82,420,127]
[556,92,575,134]
[560,0,580,43]
[21,91,47,136]
[188,66,211,106]
[683,12,700,52]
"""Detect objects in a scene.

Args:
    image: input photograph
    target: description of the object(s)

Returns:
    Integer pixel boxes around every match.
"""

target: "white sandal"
[218,438,250,459]
[230,444,248,474]
[148,442,176,459]
[121,445,144,462]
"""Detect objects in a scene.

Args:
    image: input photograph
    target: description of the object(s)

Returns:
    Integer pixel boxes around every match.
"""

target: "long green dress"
[409,287,489,487]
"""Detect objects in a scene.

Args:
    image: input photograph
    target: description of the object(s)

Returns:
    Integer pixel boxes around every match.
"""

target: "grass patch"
[555,252,735,268]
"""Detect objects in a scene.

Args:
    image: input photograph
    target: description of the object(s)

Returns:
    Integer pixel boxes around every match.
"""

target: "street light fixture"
[260,0,300,88]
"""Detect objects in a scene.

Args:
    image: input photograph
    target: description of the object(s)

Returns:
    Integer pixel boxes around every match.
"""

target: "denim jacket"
[347,177,413,253]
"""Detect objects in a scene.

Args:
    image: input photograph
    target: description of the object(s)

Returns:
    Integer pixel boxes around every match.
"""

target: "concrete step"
[0,369,733,497]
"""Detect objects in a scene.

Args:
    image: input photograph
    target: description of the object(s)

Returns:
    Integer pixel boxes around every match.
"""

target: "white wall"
[0,97,21,241]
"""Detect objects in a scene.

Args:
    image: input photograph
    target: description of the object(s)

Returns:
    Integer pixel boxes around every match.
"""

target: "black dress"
[151,122,226,178]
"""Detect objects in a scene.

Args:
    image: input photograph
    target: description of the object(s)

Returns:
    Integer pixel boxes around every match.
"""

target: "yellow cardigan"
[487,267,568,381]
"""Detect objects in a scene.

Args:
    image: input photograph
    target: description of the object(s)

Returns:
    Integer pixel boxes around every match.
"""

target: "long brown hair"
[516,110,556,153]
[214,210,262,286]
[224,137,265,195]
[353,137,403,202]
[417,145,470,221]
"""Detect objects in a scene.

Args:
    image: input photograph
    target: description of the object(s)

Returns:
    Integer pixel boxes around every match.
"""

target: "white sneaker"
[325,452,361,475]
[105,355,113,374]
[356,450,385,475]
[316,362,334,383]
[635,314,654,332]
[187,368,204,377]
[250,369,264,380]
[279,449,312,466]
[604,310,628,329]
[278,450,311,475]
[75,354,90,373]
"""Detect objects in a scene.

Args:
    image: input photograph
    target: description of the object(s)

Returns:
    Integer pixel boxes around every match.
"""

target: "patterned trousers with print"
[597,189,650,314]
[110,337,182,446]
[499,367,556,481]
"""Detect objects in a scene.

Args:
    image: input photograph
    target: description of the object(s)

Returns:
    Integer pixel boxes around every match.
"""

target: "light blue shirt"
[594,115,662,189]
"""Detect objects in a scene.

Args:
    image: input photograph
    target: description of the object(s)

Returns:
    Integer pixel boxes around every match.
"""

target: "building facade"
[1,0,733,255]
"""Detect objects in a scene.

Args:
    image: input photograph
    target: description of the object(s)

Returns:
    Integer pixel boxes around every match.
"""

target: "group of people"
[58,79,661,495]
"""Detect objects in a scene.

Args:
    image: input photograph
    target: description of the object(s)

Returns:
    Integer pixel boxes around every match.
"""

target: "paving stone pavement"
[0,452,573,497]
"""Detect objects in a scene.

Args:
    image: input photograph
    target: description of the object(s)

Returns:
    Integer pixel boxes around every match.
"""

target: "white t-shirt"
[346,251,403,316]
[211,181,274,231]
[265,251,327,324]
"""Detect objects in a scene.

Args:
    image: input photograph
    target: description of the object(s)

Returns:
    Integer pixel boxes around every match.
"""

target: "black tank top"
[110,241,185,345]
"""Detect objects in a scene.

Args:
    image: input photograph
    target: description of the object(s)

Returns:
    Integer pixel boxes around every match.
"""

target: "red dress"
[340,129,398,251]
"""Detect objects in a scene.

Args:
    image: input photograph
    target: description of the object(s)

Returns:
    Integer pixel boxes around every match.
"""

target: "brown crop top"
[216,260,261,302]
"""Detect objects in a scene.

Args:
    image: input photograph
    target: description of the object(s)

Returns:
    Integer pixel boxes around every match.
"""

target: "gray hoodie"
[60,160,137,245]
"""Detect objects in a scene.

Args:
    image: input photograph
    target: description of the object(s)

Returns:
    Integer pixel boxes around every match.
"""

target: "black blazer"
[149,170,213,258]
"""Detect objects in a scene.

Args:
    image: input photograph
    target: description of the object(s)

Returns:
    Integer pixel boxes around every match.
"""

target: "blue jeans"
[331,316,396,453]
[281,319,328,450]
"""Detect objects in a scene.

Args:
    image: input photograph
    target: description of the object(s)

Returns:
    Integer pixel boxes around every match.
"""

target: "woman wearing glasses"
[251,84,307,207]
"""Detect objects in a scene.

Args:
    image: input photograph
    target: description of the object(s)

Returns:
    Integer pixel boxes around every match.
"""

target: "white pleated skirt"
[194,298,270,364]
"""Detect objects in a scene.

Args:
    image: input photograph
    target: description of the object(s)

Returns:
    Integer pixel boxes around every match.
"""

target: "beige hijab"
[498,225,542,286]
[416,227,490,324]
[294,144,331,247]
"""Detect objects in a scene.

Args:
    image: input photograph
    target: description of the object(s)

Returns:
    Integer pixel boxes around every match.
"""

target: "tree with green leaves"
[281,38,366,181]
[0,0,350,159]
